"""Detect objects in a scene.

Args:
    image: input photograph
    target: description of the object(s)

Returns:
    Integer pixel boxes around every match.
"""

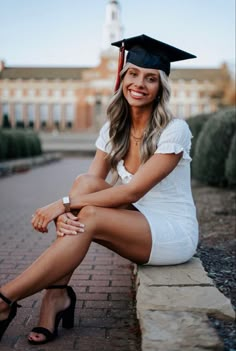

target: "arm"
[70,119,191,209]
[31,149,111,232]
[87,149,111,179]
[70,151,183,209]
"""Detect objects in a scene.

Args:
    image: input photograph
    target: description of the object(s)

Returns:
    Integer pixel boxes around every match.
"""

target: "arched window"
[14,103,23,121]
[27,104,35,122]
[2,102,9,117]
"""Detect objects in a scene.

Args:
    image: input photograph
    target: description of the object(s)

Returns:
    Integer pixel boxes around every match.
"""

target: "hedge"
[192,107,236,186]
[186,112,212,159]
[225,132,236,186]
[26,132,42,156]
[0,129,8,160]
[0,129,42,161]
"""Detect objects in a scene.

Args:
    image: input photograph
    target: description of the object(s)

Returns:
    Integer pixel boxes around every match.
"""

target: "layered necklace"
[130,129,145,146]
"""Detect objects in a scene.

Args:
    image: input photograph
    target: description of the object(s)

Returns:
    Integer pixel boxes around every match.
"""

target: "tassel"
[114,41,125,92]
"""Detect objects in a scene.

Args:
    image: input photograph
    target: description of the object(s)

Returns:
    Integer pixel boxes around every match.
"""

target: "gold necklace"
[131,132,144,145]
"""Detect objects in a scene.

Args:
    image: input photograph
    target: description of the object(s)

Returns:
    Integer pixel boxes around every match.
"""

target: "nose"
[134,75,145,88]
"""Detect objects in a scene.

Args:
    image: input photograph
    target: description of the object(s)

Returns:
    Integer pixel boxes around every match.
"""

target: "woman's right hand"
[56,212,85,237]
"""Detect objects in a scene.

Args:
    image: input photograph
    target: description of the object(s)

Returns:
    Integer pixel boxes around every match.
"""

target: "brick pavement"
[0,157,141,351]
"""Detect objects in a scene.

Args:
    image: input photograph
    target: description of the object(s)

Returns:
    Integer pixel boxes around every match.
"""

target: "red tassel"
[114,42,125,92]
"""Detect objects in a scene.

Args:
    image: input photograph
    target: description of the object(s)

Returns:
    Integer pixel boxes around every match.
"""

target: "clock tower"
[101,0,123,54]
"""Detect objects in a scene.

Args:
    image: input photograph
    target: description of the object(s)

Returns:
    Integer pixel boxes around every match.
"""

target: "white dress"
[95,118,199,265]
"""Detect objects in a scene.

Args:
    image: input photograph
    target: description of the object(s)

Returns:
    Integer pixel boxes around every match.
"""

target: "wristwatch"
[62,196,71,212]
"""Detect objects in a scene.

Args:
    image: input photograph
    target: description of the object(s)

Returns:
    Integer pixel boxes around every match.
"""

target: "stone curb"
[135,257,235,351]
[0,152,62,177]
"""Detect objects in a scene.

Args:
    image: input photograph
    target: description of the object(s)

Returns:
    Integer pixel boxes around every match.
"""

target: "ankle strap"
[0,292,21,308]
[47,285,68,289]
[0,292,13,306]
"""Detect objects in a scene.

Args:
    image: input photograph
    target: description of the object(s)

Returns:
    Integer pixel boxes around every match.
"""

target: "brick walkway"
[0,157,141,351]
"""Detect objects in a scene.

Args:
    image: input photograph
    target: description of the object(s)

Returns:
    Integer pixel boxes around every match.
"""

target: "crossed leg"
[29,173,112,342]
[0,174,152,342]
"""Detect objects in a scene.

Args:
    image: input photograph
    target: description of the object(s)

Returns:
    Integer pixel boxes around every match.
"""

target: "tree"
[2,114,11,128]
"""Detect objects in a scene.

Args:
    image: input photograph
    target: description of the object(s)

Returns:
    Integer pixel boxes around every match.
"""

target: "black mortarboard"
[112,34,196,91]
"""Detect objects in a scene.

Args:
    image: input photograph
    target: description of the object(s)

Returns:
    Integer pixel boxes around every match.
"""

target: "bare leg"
[1,205,151,301]
[28,174,112,342]
[0,176,152,339]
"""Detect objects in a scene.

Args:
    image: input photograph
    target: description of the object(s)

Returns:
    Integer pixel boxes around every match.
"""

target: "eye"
[146,76,158,83]
[129,70,137,77]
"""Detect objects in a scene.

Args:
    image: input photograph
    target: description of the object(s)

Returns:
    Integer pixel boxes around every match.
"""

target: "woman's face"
[122,64,160,109]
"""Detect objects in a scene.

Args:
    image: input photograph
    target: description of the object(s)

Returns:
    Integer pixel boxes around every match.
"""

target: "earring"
[156,96,161,103]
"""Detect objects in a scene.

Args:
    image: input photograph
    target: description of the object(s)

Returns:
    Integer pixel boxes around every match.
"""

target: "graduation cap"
[112,34,196,91]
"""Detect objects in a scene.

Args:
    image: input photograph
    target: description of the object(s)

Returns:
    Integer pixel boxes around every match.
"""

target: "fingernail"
[78,228,85,233]
[73,231,78,235]
[80,224,85,228]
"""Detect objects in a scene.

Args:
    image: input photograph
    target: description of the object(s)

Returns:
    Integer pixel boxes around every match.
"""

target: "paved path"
[0,158,141,351]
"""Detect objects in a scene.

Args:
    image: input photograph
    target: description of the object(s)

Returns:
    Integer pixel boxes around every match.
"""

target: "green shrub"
[28,121,34,129]
[35,134,42,155]
[0,129,42,160]
[186,112,212,159]
[225,133,236,186]
[2,114,11,128]
[192,107,236,186]
[3,130,21,159]
[26,132,42,156]
[15,130,31,158]
[16,120,25,129]
[0,129,8,160]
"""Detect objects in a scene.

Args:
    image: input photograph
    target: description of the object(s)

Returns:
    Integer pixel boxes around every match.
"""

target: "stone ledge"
[135,257,235,351]
[136,257,214,287]
[140,310,223,351]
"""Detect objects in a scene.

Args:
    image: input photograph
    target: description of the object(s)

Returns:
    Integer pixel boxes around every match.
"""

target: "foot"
[27,288,71,344]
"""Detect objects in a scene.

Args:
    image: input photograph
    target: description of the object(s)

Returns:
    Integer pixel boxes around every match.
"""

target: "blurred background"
[0,0,235,153]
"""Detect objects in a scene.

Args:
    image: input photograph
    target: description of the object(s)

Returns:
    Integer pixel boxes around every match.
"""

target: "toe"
[28,332,46,343]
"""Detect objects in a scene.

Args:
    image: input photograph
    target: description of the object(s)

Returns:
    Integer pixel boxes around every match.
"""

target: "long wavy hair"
[106,63,173,173]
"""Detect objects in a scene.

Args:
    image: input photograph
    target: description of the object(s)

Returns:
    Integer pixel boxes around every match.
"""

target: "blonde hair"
[106,63,173,172]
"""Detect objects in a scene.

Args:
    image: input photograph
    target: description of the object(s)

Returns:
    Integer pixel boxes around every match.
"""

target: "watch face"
[63,196,70,205]
[63,197,70,212]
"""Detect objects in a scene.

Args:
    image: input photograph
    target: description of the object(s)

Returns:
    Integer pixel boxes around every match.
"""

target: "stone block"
[136,285,235,320]
[139,310,224,351]
[137,258,213,287]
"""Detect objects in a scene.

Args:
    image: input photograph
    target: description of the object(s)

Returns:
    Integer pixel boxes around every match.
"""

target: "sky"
[0,0,235,71]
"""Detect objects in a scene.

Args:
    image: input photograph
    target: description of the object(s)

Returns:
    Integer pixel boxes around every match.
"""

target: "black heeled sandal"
[0,292,21,341]
[28,285,76,345]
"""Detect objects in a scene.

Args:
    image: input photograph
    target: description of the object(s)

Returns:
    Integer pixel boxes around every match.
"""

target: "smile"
[129,90,146,98]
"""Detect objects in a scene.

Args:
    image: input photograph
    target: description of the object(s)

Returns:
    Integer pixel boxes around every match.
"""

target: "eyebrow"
[129,67,159,77]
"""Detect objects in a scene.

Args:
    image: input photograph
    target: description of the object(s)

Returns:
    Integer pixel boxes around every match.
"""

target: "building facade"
[0,1,233,132]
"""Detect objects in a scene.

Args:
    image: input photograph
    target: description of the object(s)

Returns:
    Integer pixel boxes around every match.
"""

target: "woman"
[0,34,198,345]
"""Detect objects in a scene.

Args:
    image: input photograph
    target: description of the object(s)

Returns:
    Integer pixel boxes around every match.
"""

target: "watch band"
[62,196,70,212]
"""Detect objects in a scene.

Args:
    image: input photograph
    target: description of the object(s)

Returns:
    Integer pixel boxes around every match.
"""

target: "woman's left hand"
[56,212,85,237]
[31,200,64,233]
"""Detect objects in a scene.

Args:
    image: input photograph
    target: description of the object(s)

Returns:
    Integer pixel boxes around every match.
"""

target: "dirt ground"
[192,180,236,248]
[191,180,236,350]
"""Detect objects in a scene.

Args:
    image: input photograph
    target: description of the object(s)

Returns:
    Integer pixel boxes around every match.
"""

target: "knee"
[79,205,97,221]
[71,173,99,194]
[78,205,97,234]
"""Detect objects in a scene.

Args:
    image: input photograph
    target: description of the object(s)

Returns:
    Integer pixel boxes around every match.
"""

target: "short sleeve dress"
[95,118,199,265]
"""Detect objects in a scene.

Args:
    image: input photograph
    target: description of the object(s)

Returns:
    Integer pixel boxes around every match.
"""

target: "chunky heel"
[28,285,76,345]
[62,308,74,329]
[62,286,76,329]
[0,292,21,342]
